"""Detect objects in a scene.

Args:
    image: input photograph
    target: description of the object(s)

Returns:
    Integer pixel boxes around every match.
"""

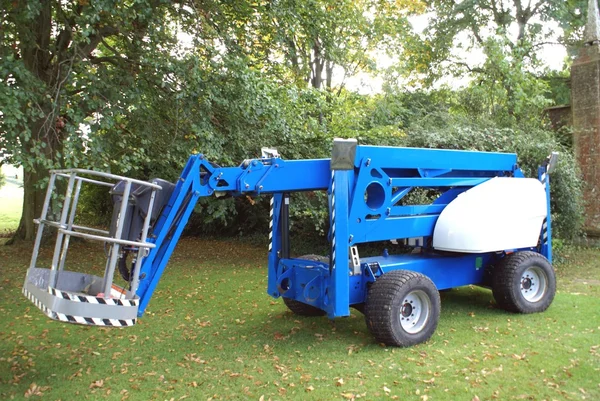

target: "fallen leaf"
[336,378,344,387]
[306,385,315,392]
[89,379,104,389]
[383,386,391,393]
[24,383,47,398]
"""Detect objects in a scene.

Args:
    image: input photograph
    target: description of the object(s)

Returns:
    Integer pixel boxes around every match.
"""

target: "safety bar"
[71,224,110,235]
[59,229,157,248]
[52,169,164,190]
[34,219,111,235]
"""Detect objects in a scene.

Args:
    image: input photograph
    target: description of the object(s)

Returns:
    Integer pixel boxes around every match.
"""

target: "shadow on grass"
[227,286,507,351]
[439,286,498,311]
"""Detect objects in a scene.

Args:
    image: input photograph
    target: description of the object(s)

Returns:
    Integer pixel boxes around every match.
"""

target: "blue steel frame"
[134,145,553,319]
[538,166,553,263]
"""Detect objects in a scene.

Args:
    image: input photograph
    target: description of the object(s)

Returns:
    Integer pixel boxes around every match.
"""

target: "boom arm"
[135,155,331,314]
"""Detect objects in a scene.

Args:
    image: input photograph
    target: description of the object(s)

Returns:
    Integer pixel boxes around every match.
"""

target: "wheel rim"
[520,265,548,302]
[399,290,431,334]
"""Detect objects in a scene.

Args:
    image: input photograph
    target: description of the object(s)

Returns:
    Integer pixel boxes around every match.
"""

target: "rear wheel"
[492,251,556,313]
[365,270,440,347]
[282,255,328,317]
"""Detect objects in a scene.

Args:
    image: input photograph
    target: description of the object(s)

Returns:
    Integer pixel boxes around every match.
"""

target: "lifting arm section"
[135,154,331,315]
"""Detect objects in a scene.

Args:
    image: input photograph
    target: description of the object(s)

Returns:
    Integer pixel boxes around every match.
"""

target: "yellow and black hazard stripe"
[22,286,137,327]
[48,287,139,307]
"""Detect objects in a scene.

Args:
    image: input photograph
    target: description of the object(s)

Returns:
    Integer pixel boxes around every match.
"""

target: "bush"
[75,183,114,227]
[401,117,583,239]
[178,103,583,242]
[72,77,583,242]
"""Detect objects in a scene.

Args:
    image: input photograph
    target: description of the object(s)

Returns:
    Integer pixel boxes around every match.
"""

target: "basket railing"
[28,169,162,298]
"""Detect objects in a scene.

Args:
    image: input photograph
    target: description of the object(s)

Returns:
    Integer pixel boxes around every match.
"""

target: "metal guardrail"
[52,169,164,190]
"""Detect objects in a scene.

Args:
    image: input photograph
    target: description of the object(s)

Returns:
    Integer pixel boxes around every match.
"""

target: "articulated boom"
[23,139,557,347]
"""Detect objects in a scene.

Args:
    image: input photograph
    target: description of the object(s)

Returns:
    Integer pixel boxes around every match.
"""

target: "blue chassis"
[134,144,553,319]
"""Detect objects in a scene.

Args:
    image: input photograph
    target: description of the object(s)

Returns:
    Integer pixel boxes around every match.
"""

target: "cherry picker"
[23,139,558,346]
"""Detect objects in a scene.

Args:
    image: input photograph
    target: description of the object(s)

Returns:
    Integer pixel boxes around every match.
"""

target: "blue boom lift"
[23,139,558,346]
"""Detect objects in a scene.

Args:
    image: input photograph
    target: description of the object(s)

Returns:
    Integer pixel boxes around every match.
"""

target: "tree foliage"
[398,0,587,124]
[204,0,425,89]
[1,0,193,240]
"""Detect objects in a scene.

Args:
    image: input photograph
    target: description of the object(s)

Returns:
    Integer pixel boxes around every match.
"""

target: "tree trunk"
[325,60,333,89]
[13,166,49,242]
[10,111,55,243]
[9,2,54,244]
[9,104,68,242]
[311,40,324,89]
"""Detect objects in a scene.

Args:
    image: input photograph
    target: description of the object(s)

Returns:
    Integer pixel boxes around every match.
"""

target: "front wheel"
[492,251,556,313]
[365,270,441,347]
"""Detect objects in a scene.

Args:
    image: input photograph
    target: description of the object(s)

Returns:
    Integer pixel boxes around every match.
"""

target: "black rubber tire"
[365,270,441,347]
[282,255,328,317]
[492,251,556,313]
[118,252,133,282]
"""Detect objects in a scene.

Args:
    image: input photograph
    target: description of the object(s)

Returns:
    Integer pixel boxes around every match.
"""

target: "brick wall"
[571,45,600,236]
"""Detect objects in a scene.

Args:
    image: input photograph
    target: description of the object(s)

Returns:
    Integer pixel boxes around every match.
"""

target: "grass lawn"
[0,181,22,234]
[1,239,599,400]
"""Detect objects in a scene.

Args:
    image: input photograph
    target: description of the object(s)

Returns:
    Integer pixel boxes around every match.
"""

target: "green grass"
[1,240,599,400]
[0,192,22,234]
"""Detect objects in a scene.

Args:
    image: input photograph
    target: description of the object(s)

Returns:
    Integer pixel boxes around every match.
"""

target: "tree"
[200,0,424,90]
[1,0,189,241]
[397,0,588,124]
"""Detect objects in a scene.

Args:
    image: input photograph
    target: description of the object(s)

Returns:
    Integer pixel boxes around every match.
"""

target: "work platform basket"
[22,169,166,327]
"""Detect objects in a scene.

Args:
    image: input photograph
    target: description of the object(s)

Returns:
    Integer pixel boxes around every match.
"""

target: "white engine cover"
[433,177,547,253]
